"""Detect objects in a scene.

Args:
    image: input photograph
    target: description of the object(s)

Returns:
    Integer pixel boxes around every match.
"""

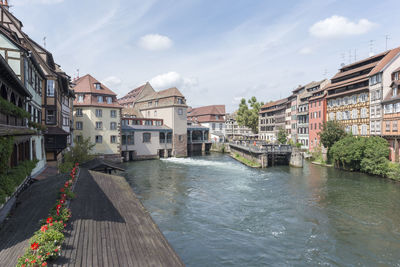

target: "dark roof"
[188,105,226,116]
[44,126,69,135]
[81,158,125,172]
[118,83,150,105]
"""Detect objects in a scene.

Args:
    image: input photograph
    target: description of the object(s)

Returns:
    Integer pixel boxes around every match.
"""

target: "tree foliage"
[277,128,287,144]
[59,137,95,173]
[236,96,264,134]
[330,135,390,176]
[318,121,346,150]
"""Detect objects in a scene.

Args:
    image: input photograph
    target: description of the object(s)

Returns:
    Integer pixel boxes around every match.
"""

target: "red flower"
[60,199,65,204]
[21,264,26,267]
[64,224,67,227]
[56,204,62,210]
[41,225,48,232]
[46,252,50,256]
[31,260,36,264]
[25,258,29,262]
[54,248,58,252]
[60,188,65,193]
[49,223,53,226]
[42,262,47,266]
[75,163,79,166]
[64,182,69,188]
[61,194,67,198]
[46,217,53,224]
[31,242,39,250]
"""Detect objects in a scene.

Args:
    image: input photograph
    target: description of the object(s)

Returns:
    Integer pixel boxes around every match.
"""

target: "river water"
[122,154,400,267]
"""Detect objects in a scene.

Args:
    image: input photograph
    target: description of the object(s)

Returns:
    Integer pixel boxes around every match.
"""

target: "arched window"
[1,84,7,100]
[10,93,16,105]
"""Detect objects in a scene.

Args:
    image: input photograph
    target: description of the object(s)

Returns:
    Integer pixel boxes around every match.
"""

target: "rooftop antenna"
[340,52,345,67]
[385,35,390,50]
[354,49,357,62]
[348,49,352,64]
[369,40,375,57]
[43,36,46,48]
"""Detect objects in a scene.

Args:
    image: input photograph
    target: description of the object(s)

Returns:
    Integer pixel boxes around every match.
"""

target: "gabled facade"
[225,112,253,140]
[73,74,122,162]
[187,105,226,142]
[134,87,188,157]
[118,82,155,108]
[0,5,74,163]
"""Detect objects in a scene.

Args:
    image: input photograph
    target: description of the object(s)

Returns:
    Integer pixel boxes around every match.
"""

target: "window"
[98,96,103,103]
[78,94,84,103]
[219,123,223,130]
[329,112,335,121]
[179,135,183,142]
[395,72,399,81]
[110,135,117,143]
[352,95,357,104]
[47,80,55,97]
[336,112,342,120]
[384,104,393,114]
[95,83,101,90]
[352,109,358,119]
[46,110,56,124]
[393,121,398,132]
[371,122,375,132]
[76,108,83,117]
[395,103,400,113]
[177,98,184,104]
[376,106,381,116]
[216,115,219,120]
[376,90,381,100]
[96,121,103,129]
[148,101,152,107]
[361,108,367,118]
[110,122,117,130]
[386,121,391,132]
[110,110,117,118]
[155,100,158,106]
[376,121,381,131]
[144,120,152,125]
[352,125,358,135]
[393,87,398,97]
[76,135,82,143]
[154,110,157,117]
[361,124,367,136]
[107,97,112,104]
[345,126,351,133]
[76,121,83,130]
[143,133,151,143]
[95,135,102,143]
[212,123,216,130]
[178,108,183,115]
[95,109,102,117]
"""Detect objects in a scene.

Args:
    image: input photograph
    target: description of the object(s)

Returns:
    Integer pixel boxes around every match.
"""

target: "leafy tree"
[237,97,264,134]
[330,136,365,170]
[360,136,390,176]
[277,128,287,144]
[59,137,95,173]
[318,121,346,160]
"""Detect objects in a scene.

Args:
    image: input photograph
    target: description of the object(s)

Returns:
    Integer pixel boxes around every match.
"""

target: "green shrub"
[58,161,74,174]
[386,162,400,181]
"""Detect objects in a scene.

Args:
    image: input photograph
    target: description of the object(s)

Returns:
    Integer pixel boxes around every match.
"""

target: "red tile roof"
[188,105,226,117]
[369,46,400,76]
[118,83,148,105]
[73,74,122,108]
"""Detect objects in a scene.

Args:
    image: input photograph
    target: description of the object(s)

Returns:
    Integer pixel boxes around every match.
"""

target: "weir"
[229,141,303,168]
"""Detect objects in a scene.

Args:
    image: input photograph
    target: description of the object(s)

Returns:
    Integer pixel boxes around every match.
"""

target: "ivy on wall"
[0,97,31,119]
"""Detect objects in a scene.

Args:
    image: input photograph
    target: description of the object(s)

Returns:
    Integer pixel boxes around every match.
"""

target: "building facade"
[134,87,188,157]
[187,105,226,142]
[259,98,287,143]
[73,74,122,162]
[225,112,253,140]
[382,67,400,162]
[121,118,173,160]
[118,82,155,108]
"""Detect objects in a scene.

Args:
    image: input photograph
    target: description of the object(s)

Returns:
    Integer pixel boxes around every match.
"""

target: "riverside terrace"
[229,140,303,168]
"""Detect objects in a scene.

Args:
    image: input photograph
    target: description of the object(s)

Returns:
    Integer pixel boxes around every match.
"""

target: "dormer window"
[98,96,103,103]
[95,83,101,90]
[177,98,184,104]
[107,97,112,104]
[393,87,398,97]
[78,94,84,103]
[148,101,152,107]
[216,115,219,120]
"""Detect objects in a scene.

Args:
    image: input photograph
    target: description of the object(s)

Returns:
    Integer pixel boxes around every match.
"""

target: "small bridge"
[229,141,303,168]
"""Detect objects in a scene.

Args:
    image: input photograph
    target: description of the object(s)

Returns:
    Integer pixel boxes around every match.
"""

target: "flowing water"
[122,154,400,267]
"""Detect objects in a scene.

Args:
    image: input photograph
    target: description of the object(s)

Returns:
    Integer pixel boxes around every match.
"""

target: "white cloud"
[309,15,376,38]
[299,47,313,54]
[102,76,122,88]
[138,34,173,51]
[149,71,198,91]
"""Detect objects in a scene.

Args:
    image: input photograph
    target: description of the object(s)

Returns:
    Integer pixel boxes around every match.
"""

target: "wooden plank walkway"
[0,172,68,267]
[51,169,184,267]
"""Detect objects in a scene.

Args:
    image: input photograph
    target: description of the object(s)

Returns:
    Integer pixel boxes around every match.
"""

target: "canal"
[122,154,400,266]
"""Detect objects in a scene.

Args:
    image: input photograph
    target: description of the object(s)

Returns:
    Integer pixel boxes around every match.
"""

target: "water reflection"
[123,154,400,267]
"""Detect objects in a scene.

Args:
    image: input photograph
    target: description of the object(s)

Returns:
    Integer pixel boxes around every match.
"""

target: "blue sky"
[10,0,400,112]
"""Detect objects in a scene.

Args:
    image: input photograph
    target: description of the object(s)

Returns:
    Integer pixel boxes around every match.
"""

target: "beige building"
[73,74,122,162]
[134,87,188,157]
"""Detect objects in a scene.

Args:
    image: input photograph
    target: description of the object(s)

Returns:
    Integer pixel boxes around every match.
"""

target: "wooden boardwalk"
[0,172,68,266]
[52,169,184,267]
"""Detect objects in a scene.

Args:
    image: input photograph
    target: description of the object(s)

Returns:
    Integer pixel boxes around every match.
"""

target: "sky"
[9,0,400,112]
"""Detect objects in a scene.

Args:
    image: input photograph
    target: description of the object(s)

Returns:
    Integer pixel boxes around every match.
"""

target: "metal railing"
[229,140,292,153]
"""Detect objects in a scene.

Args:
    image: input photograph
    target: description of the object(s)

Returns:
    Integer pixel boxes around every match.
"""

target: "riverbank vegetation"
[233,153,261,168]
[317,122,400,181]
[236,97,264,133]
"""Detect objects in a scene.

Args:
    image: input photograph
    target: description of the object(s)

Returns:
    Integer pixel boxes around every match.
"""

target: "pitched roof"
[369,47,400,76]
[136,87,184,102]
[121,107,143,118]
[73,74,117,96]
[118,82,152,105]
[188,105,226,117]
[260,98,287,109]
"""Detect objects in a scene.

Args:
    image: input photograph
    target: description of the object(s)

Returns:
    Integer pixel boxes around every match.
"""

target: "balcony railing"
[0,112,26,127]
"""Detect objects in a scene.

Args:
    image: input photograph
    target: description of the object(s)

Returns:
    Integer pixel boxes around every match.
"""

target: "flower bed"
[16,163,79,267]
